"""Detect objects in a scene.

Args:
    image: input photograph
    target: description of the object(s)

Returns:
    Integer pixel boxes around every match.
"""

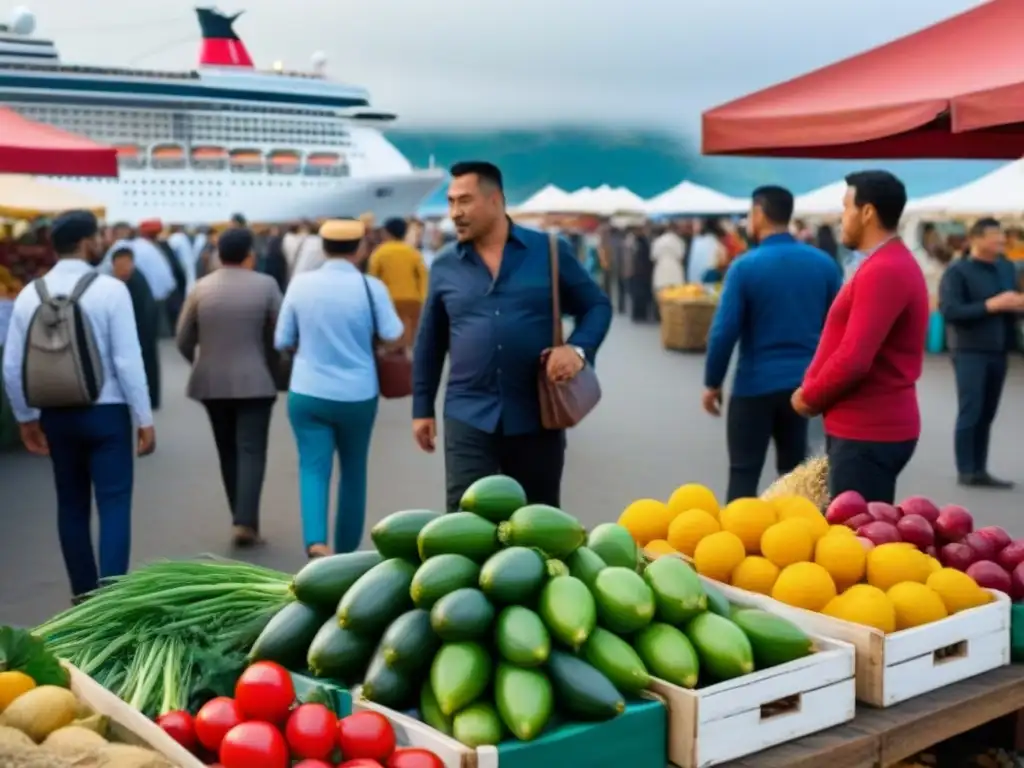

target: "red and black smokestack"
[196,7,254,68]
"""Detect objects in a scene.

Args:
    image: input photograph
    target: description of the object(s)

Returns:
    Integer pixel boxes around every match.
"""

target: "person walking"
[793,171,929,504]
[651,222,686,295]
[368,217,429,348]
[413,161,612,511]
[1,210,154,600]
[939,217,1021,488]
[275,219,404,558]
[175,228,282,547]
[110,247,161,413]
[703,186,841,501]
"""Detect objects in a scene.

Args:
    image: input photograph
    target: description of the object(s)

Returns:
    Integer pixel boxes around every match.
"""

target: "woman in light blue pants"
[274,219,404,558]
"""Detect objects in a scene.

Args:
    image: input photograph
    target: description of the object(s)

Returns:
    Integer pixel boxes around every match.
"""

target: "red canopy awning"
[0,108,118,177]
[702,0,1024,159]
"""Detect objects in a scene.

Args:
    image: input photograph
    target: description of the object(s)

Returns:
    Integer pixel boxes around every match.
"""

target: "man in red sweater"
[792,171,929,504]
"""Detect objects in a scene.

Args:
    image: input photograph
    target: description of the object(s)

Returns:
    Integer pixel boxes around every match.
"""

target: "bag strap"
[361,275,380,344]
[547,233,564,347]
[33,277,50,304]
[70,271,99,302]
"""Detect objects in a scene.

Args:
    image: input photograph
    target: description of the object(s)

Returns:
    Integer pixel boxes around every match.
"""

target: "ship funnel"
[195,7,254,68]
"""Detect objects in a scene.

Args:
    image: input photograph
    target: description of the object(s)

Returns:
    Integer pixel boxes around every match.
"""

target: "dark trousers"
[141,343,161,411]
[952,351,1007,475]
[616,277,630,314]
[444,417,566,511]
[827,435,917,504]
[726,389,808,501]
[40,404,134,597]
[203,397,274,531]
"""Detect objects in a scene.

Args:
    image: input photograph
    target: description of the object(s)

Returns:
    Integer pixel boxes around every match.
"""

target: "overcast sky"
[24,0,982,132]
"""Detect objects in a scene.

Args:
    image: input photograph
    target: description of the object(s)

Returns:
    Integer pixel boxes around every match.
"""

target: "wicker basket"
[659,297,717,351]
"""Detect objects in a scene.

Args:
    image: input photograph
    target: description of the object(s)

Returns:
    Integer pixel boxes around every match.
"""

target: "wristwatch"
[572,346,586,362]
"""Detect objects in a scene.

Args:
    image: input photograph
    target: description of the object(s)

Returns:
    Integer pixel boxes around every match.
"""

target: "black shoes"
[958,472,1015,489]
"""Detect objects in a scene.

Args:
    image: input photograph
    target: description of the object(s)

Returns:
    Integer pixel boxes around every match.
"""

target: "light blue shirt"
[2,259,154,426]
[167,231,199,292]
[101,238,177,300]
[274,259,403,402]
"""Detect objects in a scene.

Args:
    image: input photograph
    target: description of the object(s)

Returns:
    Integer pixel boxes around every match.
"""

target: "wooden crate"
[659,298,716,351]
[656,580,855,768]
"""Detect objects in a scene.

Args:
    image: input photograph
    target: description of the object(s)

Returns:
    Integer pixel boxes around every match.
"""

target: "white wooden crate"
[656,580,855,767]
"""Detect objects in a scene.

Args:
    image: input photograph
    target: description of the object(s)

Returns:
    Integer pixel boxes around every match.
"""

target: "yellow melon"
[719,498,777,553]
[667,483,720,520]
[814,533,867,590]
[760,519,814,569]
[866,543,931,591]
[693,531,746,583]
[771,562,836,611]
[667,509,720,557]
[887,582,948,630]
[619,499,675,546]
[731,556,780,595]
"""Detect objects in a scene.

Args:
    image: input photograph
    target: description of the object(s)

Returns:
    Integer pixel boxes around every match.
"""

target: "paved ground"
[2,318,1022,627]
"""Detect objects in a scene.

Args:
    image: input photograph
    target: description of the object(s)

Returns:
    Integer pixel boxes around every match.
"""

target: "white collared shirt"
[101,238,177,300]
[167,231,198,292]
[2,259,154,426]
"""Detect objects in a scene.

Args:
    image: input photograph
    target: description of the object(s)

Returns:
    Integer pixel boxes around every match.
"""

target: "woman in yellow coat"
[367,218,428,348]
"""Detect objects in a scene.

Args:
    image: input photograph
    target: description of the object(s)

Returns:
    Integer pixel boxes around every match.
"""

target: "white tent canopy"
[643,180,747,216]
[793,181,847,216]
[907,159,1024,215]
[558,184,647,215]
[512,184,574,214]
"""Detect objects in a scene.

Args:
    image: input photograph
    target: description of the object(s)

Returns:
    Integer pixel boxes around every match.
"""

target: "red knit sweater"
[802,239,929,442]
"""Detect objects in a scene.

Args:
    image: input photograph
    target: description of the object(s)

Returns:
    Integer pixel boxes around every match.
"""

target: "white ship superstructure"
[0,6,445,224]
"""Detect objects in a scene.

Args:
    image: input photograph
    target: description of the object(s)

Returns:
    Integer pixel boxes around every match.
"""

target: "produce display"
[245,475,815,750]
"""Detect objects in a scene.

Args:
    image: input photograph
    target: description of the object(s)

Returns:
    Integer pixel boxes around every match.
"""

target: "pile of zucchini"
[248,474,815,748]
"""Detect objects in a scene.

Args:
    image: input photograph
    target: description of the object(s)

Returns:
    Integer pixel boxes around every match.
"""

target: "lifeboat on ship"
[190,145,229,170]
[150,143,186,169]
[304,152,348,177]
[229,148,264,172]
[267,149,301,175]
[114,144,145,170]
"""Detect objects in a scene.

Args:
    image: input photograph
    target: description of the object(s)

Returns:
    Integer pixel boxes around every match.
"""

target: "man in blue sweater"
[703,186,842,501]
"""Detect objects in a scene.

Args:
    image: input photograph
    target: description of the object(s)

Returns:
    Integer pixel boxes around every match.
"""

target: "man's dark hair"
[218,227,254,265]
[323,238,361,257]
[845,171,907,231]
[111,247,134,261]
[383,217,408,241]
[969,217,1001,238]
[751,185,794,225]
[450,161,503,193]
[231,212,247,226]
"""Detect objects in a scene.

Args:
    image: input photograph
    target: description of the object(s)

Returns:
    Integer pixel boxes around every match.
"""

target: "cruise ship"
[0,6,446,224]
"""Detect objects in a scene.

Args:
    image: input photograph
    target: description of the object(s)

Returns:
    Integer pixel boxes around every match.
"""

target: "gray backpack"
[23,273,105,408]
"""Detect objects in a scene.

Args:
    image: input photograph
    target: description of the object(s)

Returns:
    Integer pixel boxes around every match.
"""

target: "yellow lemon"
[693,530,746,583]
[618,499,675,546]
[771,562,836,611]
[887,582,948,630]
[667,483,720,520]
[925,556,943,574]
[814,533,867,591]
[667,509,720,557]
[866,543,931,591]
[0,671,36,713]
[719,498,777,554]
[644,539,678,558]
[773,496,829,542]
[830,584,897,632]
[926,568,993,614]
[760,519,814,569]
[827,525,856,538]
[731,556,780,595]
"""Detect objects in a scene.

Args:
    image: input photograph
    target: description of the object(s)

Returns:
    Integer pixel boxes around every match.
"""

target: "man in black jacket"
[939,217,1023,488]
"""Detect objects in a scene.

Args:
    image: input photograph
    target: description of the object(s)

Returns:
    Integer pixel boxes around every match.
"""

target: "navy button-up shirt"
[413,222,612,435]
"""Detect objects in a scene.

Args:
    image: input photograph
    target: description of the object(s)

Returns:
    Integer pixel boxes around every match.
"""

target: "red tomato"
[156,710,197,752]
[219,721,289,768]
[387,748,445,768]
[337,711,396,761]
[340,761,382,767]
[293,761,334,768]
[234,661,296,723]
[194,697,244,752]
[285,703,338,760]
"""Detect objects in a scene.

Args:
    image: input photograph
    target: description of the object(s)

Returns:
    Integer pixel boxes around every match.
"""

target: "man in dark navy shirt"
[413,161,612,510]
[939,217,1022,489]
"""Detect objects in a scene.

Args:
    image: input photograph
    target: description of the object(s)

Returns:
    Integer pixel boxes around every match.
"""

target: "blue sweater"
[704,233,842,397]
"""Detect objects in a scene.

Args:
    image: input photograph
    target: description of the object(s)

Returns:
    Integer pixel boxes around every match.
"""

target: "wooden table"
[721,665,1024,768]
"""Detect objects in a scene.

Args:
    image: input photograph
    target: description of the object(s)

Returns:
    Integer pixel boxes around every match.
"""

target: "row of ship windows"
[119,158,351,176]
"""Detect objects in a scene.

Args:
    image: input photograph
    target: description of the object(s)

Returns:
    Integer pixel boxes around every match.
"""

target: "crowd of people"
[1,160,1022,604]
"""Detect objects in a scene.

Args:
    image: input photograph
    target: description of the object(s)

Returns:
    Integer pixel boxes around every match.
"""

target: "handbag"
[362,276,413,399]
[537,233,602,429]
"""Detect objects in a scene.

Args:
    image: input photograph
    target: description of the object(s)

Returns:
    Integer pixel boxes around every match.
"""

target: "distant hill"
[386,127,1000,208]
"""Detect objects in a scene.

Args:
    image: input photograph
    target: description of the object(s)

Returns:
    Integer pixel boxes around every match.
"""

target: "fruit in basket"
[730,609,812,668]
[155,710,196,752]
[592,567,656,634]
[291,550,386,609]
[589,523,640,569]
[371,510,441,560]
[496,606,550,667]
[1011,563,1024,600]
[720,498,777,553]
[546,651,625,720]
[771,562,836,611]
[235,661,295,724]
[285,704,338,761]
[338,711,397,761]
[895,515,935,549]
[419,681,452,735]
[667,509,720,556]
[566,545,608,588]
[856,521,901,546]
[618,499,674,547]
[388,749,446,768]
[761,519,814,568]
[307,618,376,680]
[249,600,326,668]
[939,542,977,571]
[827,524,856,538]
[730,556,780,595]
[363,649,417,710]
[966,561,1012,594]
[643,555,707,623]
[41,724,107,756]
[963,532,999,563]
[0,672,36,713]
[498,504,586,558]
[926,568,991,613]
[824,585,896,632]
[338,558,417,633]
[825,490,868,525]
[431,643,492,716]
[685,612,754,680]
[976,526,1012,552]
[452,701,503,747]
[693,530,746,582]
[494,662,553,741]
[430,588,495,642]
[195,697,245,752]
[773,495,829,541]
[886,583,948,629]
[998,540,1024,571]
[539,576,597,649]
[0,685,77,742]
[934,505,973,541]
[379,610,441,673]
[479,546,546,604]
[418,512,499,563]
[814,532,867,590]
[410,554,481,609]
[582,628,650,695]
[867,502,902,524]
[459,474,528,523]
[866,543,931,590]
[633,622,699,688]
[897,496,940,524]
[667,483,720,519]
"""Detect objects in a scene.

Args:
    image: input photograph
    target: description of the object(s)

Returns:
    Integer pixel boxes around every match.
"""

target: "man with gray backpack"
[1,210,155,600]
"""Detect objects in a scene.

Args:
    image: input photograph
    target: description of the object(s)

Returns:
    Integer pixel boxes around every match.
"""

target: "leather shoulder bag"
[362,276,413,399]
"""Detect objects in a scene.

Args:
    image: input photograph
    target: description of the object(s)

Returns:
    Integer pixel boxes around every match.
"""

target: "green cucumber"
[592,567,656,634]
[430,588,495,642]
[731,609,813,669]
[371,509,442,560]
[567,546,607,588]
[291,551,384,609]
[430,642,492,716]
[703,581,731,617]
[495,606,550,667]
[453,701,503,748]
[337,558,416,633]
[410,554,481,609]
[546,650,624,721]
[248,600,327,668]
[362,649,416,710]
[588,523,639,570]
[635,622,700,688]
[460,474,527,523]
[379,609,440,673]
[582,627,650,695]
[643,555,707,624]
[419,680,452,735]
[306,618,376,681]
[418,512,499,563]
[538,576,596,650]
[686,612,755,681]
[497,504,586,558]
[478,547,546,604]
[494,662,553,742]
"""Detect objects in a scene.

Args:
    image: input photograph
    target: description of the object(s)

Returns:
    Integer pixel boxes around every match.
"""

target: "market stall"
[643,181,747,217]
[0,107,118,177]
